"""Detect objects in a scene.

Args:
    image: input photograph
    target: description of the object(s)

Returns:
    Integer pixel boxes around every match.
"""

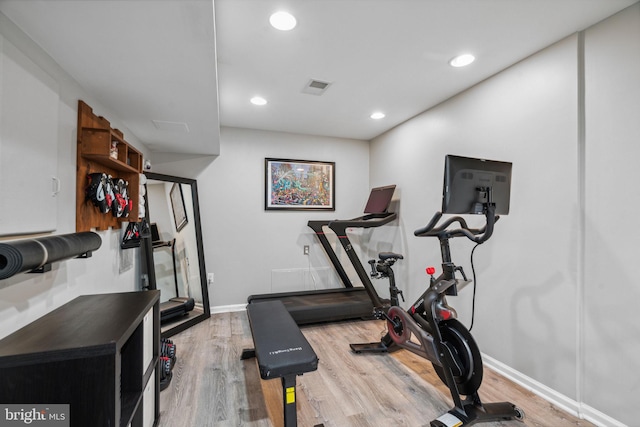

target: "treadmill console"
[362,212,394,220]
[364,185,396,214]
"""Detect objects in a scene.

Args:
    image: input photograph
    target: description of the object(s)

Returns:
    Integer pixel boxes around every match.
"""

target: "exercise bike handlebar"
[414,206,499,244]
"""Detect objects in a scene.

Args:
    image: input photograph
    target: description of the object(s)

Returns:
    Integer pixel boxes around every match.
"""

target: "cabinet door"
[142,307,154,371]
[142,371,156,427]
[0,34,59,236]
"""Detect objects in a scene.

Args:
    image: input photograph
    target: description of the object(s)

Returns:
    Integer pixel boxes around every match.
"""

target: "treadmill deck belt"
[248,288,374,325]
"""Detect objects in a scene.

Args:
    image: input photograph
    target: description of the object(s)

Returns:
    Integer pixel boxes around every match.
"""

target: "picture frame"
[265,158,335,211]
[170,182,188,232]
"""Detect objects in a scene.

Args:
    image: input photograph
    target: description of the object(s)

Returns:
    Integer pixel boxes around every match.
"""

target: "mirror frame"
[142,172,210,337]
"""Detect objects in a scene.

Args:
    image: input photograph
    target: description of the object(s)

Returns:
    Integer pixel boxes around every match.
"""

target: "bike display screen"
[442,155,512,215]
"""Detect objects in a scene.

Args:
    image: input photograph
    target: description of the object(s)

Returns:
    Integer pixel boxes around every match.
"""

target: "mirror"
[142,172,210,337]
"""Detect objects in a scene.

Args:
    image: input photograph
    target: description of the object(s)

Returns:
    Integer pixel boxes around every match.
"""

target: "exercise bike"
[352,201,524,427]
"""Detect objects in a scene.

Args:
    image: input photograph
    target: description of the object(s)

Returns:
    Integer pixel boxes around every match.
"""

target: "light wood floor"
[159,311,594,427]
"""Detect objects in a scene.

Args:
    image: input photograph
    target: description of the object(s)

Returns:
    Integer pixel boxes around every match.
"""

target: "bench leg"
[240,348,256,359]
[282,375,298,427]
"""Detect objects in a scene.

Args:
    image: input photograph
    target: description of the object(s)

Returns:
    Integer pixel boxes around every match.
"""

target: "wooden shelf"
[76,101,142,232]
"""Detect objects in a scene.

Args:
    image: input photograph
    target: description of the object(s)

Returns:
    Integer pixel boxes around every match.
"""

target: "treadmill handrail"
[327,212,398,309]
[328,212,397,235]
[307,219,353,288]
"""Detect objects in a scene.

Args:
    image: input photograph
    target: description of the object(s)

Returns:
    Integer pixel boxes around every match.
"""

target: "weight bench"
[241,300,320,427]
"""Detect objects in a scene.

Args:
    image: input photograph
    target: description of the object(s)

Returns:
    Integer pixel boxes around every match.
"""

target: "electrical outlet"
[303,245,309,255]
[207,273,214,284]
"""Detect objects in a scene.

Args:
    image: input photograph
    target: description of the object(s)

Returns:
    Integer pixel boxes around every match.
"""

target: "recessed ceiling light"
[370,112,385,120]
[250,96,267,106]
[449,54,475,67]
[270,11,297,31]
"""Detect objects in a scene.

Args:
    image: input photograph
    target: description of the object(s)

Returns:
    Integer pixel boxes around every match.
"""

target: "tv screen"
[364,185,396,214]
[442,155,512,215]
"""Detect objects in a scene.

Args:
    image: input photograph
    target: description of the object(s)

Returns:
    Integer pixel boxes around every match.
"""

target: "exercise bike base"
[430,402,522,427]
[350,336,400,353]
[350,341,392,353]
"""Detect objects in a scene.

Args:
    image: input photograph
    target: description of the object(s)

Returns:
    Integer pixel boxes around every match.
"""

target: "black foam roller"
[0,232,102,280]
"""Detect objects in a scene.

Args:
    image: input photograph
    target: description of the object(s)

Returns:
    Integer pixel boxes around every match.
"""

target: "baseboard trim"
[580,403,628,427]
[482,353,580,416]
[211,303,247,314]
[482,354,626,427]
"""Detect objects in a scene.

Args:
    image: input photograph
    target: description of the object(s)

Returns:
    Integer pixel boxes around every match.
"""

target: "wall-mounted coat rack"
[76,100,143,232]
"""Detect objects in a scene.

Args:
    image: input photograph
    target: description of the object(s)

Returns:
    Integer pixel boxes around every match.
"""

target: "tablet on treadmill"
[363,185,396,214]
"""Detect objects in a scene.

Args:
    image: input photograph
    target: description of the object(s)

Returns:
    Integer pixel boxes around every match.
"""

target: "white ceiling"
[0,0,220,155]
[1,0,638,152]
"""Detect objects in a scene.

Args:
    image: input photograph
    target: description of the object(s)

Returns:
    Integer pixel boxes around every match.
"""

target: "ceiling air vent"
[152,120,190,133]
[302,79,332,95]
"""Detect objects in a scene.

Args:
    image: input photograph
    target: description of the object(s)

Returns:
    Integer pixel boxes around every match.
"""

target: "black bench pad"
[246,300,318,379]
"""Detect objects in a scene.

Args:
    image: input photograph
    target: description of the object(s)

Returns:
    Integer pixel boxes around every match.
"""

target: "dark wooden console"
[0,291,160,427]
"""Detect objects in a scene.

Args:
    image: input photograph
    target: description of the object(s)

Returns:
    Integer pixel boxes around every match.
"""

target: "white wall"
[0,12,149,340]
[583,4,640,422]
[198,126,371,306]
[370,4,639,426]
[372,33,580,395]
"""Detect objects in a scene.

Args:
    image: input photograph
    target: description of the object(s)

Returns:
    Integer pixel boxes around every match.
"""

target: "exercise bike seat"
[379,252,403,261]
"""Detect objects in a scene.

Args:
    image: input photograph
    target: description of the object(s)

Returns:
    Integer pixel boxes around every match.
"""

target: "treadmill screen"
[363,185,396,213]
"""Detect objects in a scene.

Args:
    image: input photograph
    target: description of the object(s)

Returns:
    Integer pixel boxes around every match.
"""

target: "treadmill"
[151,223,196,323]
[248,185,397,325]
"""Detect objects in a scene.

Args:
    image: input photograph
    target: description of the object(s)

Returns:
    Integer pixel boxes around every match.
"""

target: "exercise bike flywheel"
[433,318,483,396]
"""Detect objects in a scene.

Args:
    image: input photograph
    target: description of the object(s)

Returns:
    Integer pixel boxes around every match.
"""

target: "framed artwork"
[265,158,335,210]
[170,183,188,232]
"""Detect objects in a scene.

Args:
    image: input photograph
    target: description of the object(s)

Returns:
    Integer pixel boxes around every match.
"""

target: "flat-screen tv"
[364,185,396,214]
[442,155,512,215]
